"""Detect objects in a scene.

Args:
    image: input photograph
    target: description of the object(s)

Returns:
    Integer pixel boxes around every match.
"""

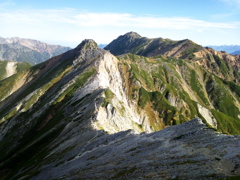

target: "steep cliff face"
[0,37,71,64]
[0,39,240,179]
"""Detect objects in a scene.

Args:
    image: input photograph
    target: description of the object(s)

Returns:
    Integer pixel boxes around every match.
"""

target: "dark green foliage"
[225,81,240,97]
[151,91,178,125]
[0,73,19,101]
[211,109,240,135]
[189,70,210,106]
[129,63,154,89]
[0,60,8,80]
[206,76,240,120]
[102,88,115,107]
[213,54,229,77]
[16,62,31,72]
[138,87,152,108]
[181,48,198,58]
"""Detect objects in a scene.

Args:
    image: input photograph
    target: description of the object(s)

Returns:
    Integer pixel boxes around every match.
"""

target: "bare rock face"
[4,61,16,78]
[25,118,240,179]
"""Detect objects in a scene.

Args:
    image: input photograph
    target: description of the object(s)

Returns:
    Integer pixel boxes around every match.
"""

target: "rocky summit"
[0,33,240,179]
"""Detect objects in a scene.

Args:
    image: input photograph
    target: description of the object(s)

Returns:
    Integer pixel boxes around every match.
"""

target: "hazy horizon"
[0,0,240,48]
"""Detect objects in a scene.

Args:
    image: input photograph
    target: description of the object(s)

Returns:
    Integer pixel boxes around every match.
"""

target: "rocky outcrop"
[5,61,16,78]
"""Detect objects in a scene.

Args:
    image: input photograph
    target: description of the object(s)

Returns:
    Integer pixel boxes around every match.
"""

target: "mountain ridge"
[105,32,240,83]
[0,36,240,179]
[104,31,203,59]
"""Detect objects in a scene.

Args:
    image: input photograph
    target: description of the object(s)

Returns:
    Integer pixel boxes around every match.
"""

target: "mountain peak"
[105,32,203,57]
[124,31,142,38]
[76,39,98,50]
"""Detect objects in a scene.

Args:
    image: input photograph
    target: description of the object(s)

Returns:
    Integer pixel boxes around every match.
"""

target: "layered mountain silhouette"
[232,50,240,55]
[208,45,240,55]
[0,37,71,64]
[0,33,240,179]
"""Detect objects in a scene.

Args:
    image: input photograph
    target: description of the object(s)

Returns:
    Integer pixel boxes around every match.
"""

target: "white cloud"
[0,8,239,46]
[0,9,238,30]
[73,13,237,30]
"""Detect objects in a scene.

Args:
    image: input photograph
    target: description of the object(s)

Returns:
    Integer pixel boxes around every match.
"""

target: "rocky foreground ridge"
[0,36,240,179]
[26,118,240,179]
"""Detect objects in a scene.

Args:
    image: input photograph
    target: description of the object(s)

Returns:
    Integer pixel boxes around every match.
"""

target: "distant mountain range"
[98,44,107,48]
[0,37,71,64]
[0,32,240,179]
[208,45,240,55]
[232,50,240,55]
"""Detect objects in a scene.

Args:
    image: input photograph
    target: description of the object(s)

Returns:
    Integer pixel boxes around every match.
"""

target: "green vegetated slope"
[0,60,31,80]
[117,53,240,134]
[0,60,8,80]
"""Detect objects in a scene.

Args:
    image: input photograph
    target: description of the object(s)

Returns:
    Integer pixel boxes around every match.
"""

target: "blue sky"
[0,0,239,47]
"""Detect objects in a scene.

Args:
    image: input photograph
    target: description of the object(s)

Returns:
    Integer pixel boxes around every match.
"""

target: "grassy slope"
[0,61,31,80]
[117,53,240,134]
